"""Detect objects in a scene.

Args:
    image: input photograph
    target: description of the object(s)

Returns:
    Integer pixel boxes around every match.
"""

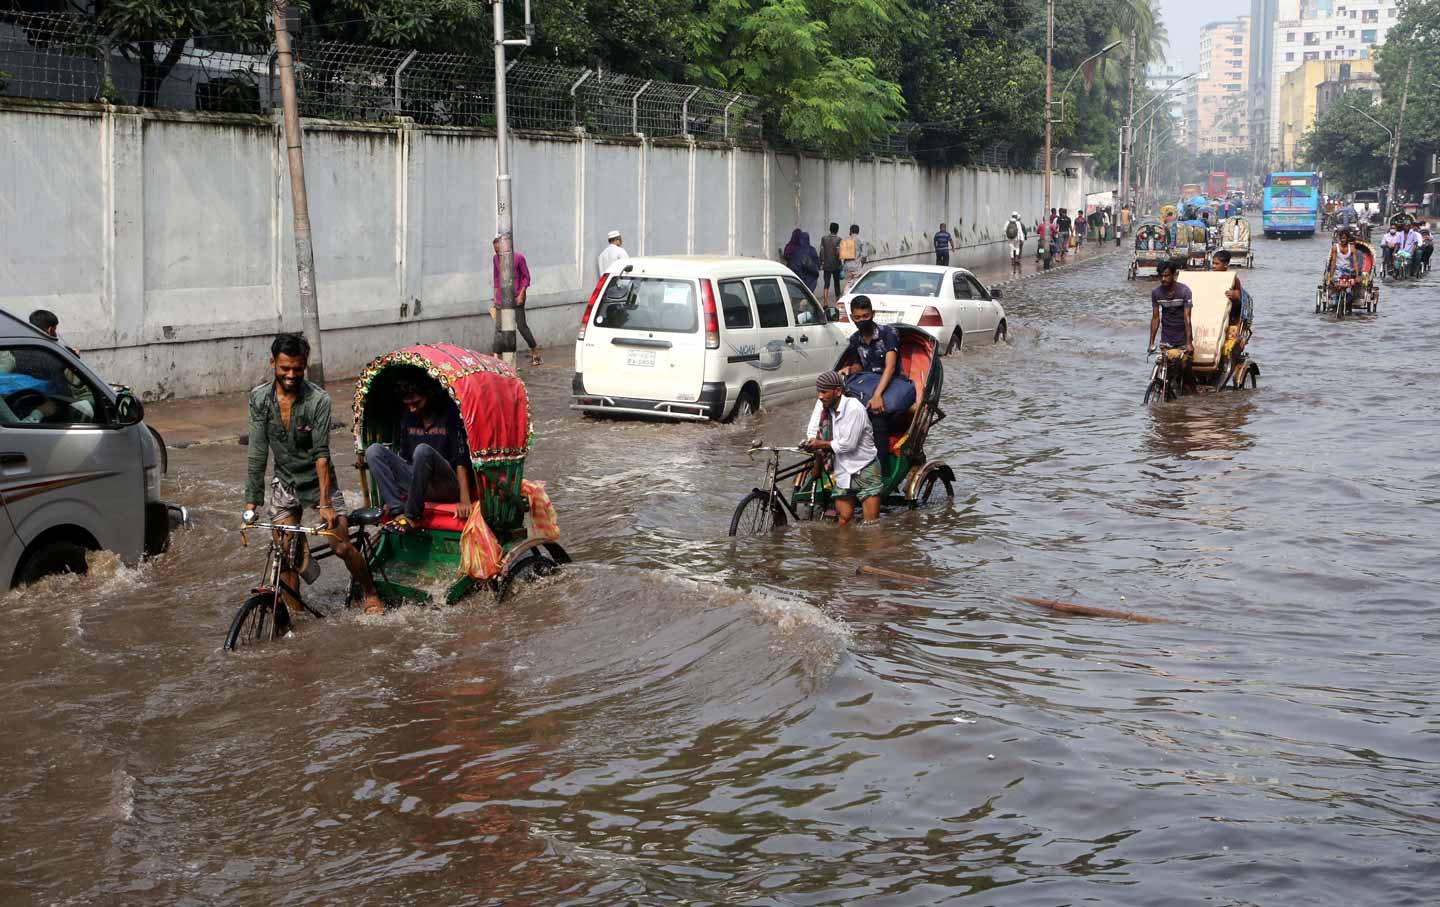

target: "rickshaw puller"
[245,333,385,616]
[1147,263,1194,384]
[1327,229,1361,307]
[801,371,882,525]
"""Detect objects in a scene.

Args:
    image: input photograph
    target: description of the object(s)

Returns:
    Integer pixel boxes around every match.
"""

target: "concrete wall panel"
[643,144,689,256]
[693,146,731,255]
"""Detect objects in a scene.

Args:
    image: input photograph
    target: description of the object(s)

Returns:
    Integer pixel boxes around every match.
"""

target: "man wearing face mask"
[840,296,915,466]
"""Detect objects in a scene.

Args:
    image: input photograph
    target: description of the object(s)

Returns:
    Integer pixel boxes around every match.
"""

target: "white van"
[0,311,183,586]
[572,257,850,421]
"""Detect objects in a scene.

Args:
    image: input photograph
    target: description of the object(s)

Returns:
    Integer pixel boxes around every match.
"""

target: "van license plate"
[626,350,657,367]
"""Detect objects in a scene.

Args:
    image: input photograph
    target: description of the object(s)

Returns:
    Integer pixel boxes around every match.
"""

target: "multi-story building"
[1276,59,1376,166]
[1144,62,1193,149]
[1266,0,1402,161]
[1194,17,1251,155]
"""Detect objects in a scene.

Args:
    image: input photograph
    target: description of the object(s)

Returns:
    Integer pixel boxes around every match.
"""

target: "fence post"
[723,92,741,141]
[680,85,699,139]
[569,69,592,132]
[632,79,651,137]
[393,50,417,115]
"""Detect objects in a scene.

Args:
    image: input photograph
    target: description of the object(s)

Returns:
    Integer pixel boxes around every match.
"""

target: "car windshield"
[592,276,698,333]
[850,270,942,298]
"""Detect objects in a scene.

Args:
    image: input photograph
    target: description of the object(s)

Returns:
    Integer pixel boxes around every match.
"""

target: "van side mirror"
[824,306,840,323]
[115,391,145,427]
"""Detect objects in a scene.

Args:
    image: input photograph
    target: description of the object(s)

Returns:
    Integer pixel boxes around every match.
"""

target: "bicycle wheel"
[728,491,787,537]
[224,591,290,652]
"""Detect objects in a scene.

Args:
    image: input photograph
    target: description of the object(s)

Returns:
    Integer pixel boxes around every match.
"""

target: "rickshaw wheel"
[493,547,563,603]
[225,591,290,652]
[728,491,787,537]
[910,463,955,504]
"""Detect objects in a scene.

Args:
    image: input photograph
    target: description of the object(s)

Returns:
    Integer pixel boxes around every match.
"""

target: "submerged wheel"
[495,548,562,603]
[1143,379,1163,404]
[14,539,91,587]
[993,320,1006,343]
[728,491,787,537]
[225,591,290,652]
[726,387,758,422]
[913,466,955,504]
[945,328,963,356]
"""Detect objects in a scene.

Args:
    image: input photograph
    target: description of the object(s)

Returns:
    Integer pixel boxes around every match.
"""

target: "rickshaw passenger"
[1211,251,1249,359]
[1147,263,1193,367]
[801,371,881,525]
[840,296,916,466]
[364,380,474,533]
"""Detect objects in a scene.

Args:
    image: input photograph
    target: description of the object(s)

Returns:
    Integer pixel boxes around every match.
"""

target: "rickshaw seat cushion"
[418,502,467,533]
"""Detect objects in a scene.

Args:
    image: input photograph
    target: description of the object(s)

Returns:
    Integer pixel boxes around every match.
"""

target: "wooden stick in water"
[855,564,933,585]
[1016,596,1172,624]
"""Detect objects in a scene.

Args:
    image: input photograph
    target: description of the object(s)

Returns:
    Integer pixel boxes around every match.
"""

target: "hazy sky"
[1157,0,1253,72]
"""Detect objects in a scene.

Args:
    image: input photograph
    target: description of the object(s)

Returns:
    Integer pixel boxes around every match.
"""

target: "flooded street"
[4,238,1438,905]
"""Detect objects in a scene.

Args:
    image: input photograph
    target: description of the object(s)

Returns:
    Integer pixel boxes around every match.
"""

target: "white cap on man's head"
[607,229,622,240]
[1011,212,1020,218]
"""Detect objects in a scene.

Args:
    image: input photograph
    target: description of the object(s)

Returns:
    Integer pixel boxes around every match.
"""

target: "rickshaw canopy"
[353,343,531,467]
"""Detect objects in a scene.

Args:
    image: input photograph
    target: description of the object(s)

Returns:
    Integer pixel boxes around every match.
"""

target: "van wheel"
[14,540,91,588]
[726,388,758,422]
[945,329,962,356]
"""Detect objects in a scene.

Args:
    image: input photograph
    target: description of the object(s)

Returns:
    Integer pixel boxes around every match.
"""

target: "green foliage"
[1373,0,1440,187]
[1301,100,1390,190]
[0,68,9,93]
[97,0,271,105]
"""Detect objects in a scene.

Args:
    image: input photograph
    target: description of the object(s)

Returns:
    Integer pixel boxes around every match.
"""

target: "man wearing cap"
[597,230,628,277]
[802,371,883,525]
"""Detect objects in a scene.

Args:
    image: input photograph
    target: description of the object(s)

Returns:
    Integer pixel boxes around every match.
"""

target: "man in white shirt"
[597,229,628,277]
[801,370,882,524]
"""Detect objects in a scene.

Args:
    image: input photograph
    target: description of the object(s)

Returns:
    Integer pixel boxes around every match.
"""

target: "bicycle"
[1143,345,1188,404]
[224,512,380,651]
[729,445,829,535]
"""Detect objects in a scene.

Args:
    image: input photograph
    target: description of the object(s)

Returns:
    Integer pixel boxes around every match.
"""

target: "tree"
[1300,99,1390,191]
[95,0,270,106]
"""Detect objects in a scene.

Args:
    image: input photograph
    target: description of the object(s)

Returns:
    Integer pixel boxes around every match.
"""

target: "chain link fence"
[2,11,1016,162]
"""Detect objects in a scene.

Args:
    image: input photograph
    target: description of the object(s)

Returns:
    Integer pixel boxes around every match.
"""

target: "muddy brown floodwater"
[3,238,1438,905]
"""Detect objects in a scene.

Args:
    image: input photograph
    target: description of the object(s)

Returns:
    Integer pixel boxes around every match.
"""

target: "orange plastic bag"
[521,480,560,541]
[458,507,504,580]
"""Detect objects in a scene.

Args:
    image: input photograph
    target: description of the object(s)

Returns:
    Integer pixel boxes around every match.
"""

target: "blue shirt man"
[1148,265,1193,350]
[934,223,952,265]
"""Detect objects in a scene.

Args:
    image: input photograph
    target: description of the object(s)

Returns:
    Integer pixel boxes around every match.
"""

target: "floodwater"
[4,237,1438,905]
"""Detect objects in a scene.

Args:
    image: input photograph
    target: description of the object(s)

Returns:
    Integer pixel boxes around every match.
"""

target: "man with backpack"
[1005,213,1027,273]
[840,224,866,292]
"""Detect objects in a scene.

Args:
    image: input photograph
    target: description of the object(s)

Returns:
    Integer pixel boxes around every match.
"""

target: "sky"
[1157,0,1253,72]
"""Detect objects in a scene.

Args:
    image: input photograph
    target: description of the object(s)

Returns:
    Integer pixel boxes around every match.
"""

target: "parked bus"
[1207,171,1227,198]
[1262,171,1322,238]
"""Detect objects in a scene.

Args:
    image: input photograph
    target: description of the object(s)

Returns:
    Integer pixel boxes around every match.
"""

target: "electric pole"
[274,1,324,382]
[491,0,517,367]
[1043,0,1054,270]
[1384,52,1413,223]
[1121,28,1138,213]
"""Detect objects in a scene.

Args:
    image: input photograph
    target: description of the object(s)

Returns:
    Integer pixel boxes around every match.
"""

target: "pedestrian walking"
[1075,211,1087,246]
[841,224,867,294]
[1057,209,1072,259]
[1119,204,1131,246]
[786,228,821,291]
[820,222,844,306]
[934,223,952,266]
[597,229,628,277]
[492,237,541,366]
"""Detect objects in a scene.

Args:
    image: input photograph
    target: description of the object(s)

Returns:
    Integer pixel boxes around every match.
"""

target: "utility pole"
[1121,28,1138,213]
[491,0,517,367]
[1042,0,1054,270]
[273,1,324,382]
[1383,52,1413,223]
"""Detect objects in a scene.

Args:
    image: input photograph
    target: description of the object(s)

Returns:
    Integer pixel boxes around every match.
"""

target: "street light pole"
[490,0,533,367]
[1121,29,1137,212]
[1383,53,1413,222]
[1043,0,1054,270]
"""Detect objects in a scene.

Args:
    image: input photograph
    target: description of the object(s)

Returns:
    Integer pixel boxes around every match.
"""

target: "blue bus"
[1262,171,1322,237]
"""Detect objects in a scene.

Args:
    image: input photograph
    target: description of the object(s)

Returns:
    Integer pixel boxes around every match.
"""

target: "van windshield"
[850,270,943,297]
[593,277,698,333]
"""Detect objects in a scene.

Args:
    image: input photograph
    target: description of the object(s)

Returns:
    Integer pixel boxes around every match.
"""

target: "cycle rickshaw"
[729,325,955,534]
[1316,239,1379,318]
[1220,216,1254,267]
[1127,221,1169,279]
[224,343,569,651]
[1144,271,1259,403]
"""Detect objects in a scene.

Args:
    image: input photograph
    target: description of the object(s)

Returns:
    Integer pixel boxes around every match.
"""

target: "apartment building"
[1193,17,1251,154]
[1144,62,1193,149]
[1276,59,1377,165]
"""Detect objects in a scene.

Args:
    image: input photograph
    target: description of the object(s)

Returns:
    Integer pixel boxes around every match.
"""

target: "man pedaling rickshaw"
[1147,262,1194,390]
[1327,227,1363,307]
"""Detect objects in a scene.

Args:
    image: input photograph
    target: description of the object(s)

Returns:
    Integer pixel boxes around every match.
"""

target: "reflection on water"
[4,238,1440,904]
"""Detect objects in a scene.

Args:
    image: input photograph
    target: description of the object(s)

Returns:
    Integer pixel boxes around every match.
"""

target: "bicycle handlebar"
[748,445,807,455]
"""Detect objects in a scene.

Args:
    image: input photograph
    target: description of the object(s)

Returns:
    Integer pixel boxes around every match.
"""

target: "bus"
[1262,171,1322,237]
[1207,171,1227,198]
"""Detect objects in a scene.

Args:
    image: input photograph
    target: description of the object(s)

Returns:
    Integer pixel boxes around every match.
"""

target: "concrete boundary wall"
[0,99,1094,399]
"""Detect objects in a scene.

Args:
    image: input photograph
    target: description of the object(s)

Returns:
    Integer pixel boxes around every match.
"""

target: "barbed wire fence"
[1,11,1018,163]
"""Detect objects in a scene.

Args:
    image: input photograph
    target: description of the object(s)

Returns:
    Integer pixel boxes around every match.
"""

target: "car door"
[745,277,799,402]
[0,341,141,565]
[781,276,841,385]
[963,274,1000,334]
[950,271,982,338]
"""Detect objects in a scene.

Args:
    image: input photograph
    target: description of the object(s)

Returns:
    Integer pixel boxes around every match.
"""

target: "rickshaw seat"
[348,506,384,527]
[418,502,467,533]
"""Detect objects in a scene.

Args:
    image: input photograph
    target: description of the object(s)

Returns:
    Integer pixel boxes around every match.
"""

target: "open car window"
[851,270,942,298]
[0,345,101,426]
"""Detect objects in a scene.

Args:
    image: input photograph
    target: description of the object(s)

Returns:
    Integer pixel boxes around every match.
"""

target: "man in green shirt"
[244,333,384,614]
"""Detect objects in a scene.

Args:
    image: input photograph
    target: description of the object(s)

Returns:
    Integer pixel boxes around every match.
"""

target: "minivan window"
[851,269,943,297]
[782,277,825,326]
[750,279,790,329]
[0,345,100,426]
[593,276,698,333]
[717,279,754,330]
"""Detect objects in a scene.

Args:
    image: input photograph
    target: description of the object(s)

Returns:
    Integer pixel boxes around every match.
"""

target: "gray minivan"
[0,310,181,586]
